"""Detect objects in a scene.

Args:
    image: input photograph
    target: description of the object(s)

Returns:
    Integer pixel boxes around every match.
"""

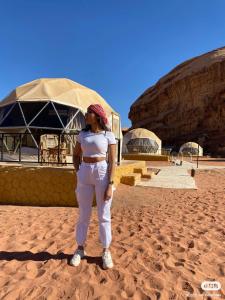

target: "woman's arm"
[107,143,116,183]
[73,141,82,171]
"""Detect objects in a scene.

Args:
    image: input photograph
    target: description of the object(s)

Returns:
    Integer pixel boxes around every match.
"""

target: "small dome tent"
[179,142,203,156]
[122,128,161,154]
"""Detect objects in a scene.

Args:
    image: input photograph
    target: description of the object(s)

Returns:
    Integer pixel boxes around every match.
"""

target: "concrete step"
[120,173,142,186]
[133,167,148,175]
[141,171,155,179]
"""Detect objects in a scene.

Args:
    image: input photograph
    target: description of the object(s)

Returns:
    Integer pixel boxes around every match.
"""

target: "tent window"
[0,104,15,126]
[20,102,47,124]
[30,102,63,129]
[54,103,78,127]
[71,110,86,130]
[0,103,25,127]
[127,138,159,153]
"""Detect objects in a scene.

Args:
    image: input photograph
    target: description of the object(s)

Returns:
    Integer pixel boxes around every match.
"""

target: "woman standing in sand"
[70,104,116,269]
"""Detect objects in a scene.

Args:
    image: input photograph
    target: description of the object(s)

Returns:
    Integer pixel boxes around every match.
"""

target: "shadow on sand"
[0,251,103,268]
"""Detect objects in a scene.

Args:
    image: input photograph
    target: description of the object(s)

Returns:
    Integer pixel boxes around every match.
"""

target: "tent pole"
[0,103,16,126]
[14,103,38,153]
[62,109,80,133]
[27,101,50,126]
[51,102,65,129]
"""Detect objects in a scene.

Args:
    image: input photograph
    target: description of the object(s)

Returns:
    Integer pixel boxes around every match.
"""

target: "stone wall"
[0,161,146,207]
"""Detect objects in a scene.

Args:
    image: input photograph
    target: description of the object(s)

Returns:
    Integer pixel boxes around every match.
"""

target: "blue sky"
[0,0,225,127]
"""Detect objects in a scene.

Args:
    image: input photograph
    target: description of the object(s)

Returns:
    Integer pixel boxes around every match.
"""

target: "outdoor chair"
[40,134,67,165]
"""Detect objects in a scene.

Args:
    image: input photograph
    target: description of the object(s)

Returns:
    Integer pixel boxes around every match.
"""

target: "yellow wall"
[0,161,146,207]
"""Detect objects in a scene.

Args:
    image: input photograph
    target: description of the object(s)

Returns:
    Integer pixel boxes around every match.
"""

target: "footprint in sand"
[78,283,95,299]
[99,276,108,285]
[138,224,143,231]
[171,243,186,253]
[22,285,47,299]
[146,259,163,272]
[187,240,195,248]
[30,234,38,240]
[107,269,124,281]
[74,283,95,299]
[181,281,194,294]
[135,244,145,253]
[197,215,205,221]
[174,260,185,267]
[187,253,200,263]
[197,239,212,252]
[188,269,196,274]
[171,236,180,242]
[52,272,60,280]
[146,275,164,291]
[167,291,178,299]
[132,288,153,300]
[155,291,161,300]
[218,263,225,276]
[115,247,127,257]
[197,229,208,235]
[115,226,122,234]
[214,247,225,257]
[153,243,163,251]
[128,260,144,275]
[25,262,46,279]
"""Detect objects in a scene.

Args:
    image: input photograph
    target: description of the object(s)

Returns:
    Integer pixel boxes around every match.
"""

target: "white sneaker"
[102,251,114,269]
[70,249,86,266]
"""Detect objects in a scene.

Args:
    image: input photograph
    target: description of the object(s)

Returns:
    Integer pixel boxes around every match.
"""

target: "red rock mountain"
[129,46,225,155]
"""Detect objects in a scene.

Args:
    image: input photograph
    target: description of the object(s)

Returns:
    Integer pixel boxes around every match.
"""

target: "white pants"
[75,160,114,248]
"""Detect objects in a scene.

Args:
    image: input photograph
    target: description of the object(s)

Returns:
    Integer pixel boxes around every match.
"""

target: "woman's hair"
[82,112,111,132]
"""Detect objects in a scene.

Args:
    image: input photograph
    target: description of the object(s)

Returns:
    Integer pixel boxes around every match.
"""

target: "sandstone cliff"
[129,46,225,155]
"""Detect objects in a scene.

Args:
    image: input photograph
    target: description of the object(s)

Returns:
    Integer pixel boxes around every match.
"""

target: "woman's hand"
[104,184,113,201]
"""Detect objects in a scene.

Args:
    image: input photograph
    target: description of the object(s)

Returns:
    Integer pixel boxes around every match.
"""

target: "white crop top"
[76,130,116,157]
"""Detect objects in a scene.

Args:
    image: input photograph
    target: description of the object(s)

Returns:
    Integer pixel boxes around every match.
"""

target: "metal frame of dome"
[0,78,122,162]
[126,138,159,153]
[122,128,161,154]
[179,142,203,156]
[0,100,85,148]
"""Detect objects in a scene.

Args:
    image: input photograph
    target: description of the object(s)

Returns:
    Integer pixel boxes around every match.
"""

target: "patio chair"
[40,134,58,165]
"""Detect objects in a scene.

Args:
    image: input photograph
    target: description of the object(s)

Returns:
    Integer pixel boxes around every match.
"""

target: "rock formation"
[129,46,225,156]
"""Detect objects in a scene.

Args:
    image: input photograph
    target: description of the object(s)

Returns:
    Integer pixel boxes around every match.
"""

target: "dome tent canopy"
[122,128,161,154]
[0,78,121,159]
[0,78,120,133]
[179,142,203,156]
[0,78,117,115]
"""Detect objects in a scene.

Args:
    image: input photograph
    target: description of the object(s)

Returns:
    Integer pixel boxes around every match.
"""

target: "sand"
[0,169,224,299]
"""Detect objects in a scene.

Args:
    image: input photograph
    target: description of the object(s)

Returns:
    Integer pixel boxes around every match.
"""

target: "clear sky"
[0,0,225,127]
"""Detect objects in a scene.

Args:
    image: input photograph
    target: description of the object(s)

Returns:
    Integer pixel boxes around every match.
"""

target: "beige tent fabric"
[122,128,162,153]
[0,78,117,117]
[180,142,203,155]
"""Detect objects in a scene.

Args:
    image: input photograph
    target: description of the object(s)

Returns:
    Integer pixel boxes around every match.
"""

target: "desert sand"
[0,168,224,300]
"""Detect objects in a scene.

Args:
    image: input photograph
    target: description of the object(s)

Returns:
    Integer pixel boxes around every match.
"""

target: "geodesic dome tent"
[122,128,161,154]
[0,78,121,148]
[179,142,203,156]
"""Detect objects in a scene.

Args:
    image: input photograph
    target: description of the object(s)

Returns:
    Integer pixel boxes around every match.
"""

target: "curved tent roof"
[122,128,161,153]
[0,78,118,117]
[123,128,161,144]
[180,142,203,155]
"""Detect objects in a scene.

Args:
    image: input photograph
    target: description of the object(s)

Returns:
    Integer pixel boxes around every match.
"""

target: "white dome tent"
[122,128,161,154]
[0,78,122,163]
[179,142,203,156]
